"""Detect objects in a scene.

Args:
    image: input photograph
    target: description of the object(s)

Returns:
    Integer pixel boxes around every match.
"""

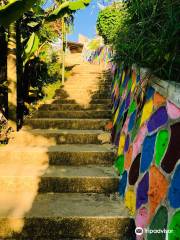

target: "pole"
[7,22,17,130]
[61,16,66,85]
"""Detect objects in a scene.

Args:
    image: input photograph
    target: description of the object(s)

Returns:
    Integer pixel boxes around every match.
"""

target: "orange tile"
[125,145,133,170]
[148,165,168,221]
[153,93,166,107]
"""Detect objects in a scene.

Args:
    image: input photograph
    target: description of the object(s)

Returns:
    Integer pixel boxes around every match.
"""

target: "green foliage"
[118,0,180,82]
[23,32,39,64]
[87,38,102,50]
[124,0,180,81]
[97,0,180,82]
[69,1,85,10]
[46,0,91,22]
[96,4,126,44]
[42,79,61,101]
[69,0,91,10]
[0,0,39,27]
[38,22,59,43]
[46,1,70,22]
[0,0,91,27]
[47,62,62,82]
[23,49,61,102]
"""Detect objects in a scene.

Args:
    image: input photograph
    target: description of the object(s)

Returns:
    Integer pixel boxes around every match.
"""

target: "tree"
[0,26,8,117]
[96,3,126,44]
[0,0,91,129]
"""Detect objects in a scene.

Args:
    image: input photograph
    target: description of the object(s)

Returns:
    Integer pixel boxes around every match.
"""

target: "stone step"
[28,129,111,144]
[25,118,110,130]
[0,144,116,166]
[53,99,112,104]
[39,103,111,111]
[34,110,111,119]
[11,193,135,239]
[39,165,119,193]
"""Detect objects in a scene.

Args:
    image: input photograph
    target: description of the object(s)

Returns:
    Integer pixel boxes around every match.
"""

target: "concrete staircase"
[0,62,135,239]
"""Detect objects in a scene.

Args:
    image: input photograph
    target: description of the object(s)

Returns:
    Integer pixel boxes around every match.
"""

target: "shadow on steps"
[0,65,135,239]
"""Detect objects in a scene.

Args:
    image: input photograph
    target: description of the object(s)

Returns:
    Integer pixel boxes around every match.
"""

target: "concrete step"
[10,238,121,240]
[56,87,112,94]
[0,144,116,166]
[48,144,116,166]
[12,193,135,239]
[53,99,111,104]
[54,94,111,101]
[25,118,110,130]
[28,129,111,144]
[59,84,112,90]
[55,93,111,99]
[34,110,111,119]
[39,103,111,111]
[39,165,119,193]
[90,99,111,104]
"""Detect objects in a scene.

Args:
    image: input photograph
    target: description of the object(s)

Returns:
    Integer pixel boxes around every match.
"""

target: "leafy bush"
[97,0,180,82]
[23,56,61,103]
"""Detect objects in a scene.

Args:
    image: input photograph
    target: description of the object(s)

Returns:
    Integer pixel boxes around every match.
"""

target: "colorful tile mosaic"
[155,129,170,166]
[168,164,180,208]
[111,63,180,239]
[129,153,141,185]
[82,45,113,68]
[161,122,180,174]
[118,171,128,198]
[125,186,136,216]
[84,45,180,239]
[168,211,180,240]
[140,133,157,173]
[147,205,168,240]
[136,207,149,228]
[136,172,149,209]
[147,106,169,133]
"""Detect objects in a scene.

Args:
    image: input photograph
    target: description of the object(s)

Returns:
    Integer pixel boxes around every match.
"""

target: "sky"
[68,0,117,42]
[68,1,99,42]
[43,0,115,43]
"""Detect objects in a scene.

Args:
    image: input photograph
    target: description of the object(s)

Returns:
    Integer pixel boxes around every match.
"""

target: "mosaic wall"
[111,64,180,240]
[84,46,180,239]
[82,45,112,68]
